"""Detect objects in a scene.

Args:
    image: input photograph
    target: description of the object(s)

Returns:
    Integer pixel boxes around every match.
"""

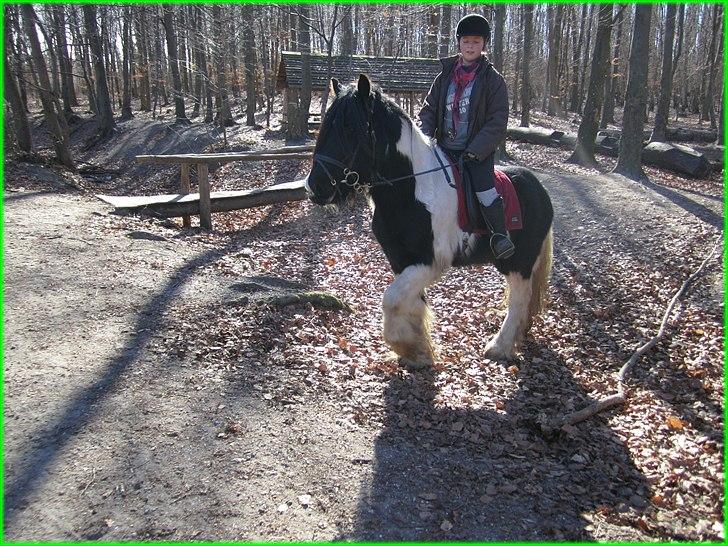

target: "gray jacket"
[418,54,508,163]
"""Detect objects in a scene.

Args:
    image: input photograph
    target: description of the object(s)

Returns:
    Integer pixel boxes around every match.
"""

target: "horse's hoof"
[398,356,431,371]
[484,341,514,361]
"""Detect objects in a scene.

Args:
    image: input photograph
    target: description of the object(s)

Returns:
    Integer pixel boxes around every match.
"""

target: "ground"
[3,102,724,541]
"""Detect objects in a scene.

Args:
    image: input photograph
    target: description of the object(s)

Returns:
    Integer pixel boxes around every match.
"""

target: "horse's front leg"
[382,263,442,369]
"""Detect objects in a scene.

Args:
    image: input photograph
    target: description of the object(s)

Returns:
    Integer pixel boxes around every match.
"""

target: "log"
[97,179,309,218]
[598,127,718,143]
[664,127,717,143]
[508,125,712,177]
[507,126,564,146]
[642,142,712,178]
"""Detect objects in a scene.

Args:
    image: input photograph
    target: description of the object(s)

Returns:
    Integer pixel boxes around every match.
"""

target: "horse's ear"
[331,77,342,97]
[357,73,371,100]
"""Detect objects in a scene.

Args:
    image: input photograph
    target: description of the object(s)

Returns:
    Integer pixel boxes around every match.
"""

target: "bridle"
[313,98,454,195]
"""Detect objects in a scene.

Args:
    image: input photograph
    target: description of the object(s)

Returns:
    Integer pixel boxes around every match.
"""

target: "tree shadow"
[341,347,649,541]
[628,176,722,229]
[3,240,240,534]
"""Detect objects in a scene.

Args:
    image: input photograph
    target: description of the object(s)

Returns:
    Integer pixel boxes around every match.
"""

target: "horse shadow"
[341,346,649,541]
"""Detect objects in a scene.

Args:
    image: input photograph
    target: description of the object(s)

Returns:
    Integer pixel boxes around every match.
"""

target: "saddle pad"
[450,163,523,234]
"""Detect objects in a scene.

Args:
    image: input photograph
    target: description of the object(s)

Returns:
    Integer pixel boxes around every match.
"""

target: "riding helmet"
[456,14,491,43]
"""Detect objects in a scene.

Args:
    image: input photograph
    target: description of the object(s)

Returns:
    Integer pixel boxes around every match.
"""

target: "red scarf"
[451,58,480,136]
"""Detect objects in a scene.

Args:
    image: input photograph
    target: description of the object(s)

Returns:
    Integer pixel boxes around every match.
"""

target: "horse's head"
[305,74,377,206]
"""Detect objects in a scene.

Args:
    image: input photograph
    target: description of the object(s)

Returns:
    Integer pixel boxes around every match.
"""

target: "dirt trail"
[3,149,723,540]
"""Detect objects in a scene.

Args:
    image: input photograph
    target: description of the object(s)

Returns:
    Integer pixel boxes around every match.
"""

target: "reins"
[313,99,454,193]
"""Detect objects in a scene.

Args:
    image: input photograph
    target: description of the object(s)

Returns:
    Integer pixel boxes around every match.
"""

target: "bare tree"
[546,5,564,116]
[600,5,624,127]
[700,4,722,128]
[438,4,453,58]
[20,4,73,167]
[520,4,534,127]
[650,5,677,142]
[613,5,653,180]
[120,6,133,120]
[567,4,613,167]
[211,4,234,127]
[242,5,257,126]
[134,8,152,112]
[83,4,115,139]
[4,20,32,153]
[162,6,189,123]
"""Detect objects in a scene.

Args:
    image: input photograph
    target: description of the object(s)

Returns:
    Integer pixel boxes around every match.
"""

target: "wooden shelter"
[276,51,442,127]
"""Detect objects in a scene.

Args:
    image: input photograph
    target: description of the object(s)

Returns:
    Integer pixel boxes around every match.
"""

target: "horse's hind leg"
[484,272,532,360]
[485,229,552,360]
[382,264,441,369]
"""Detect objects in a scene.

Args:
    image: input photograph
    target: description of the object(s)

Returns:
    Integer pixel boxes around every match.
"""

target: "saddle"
[449,162,523,235]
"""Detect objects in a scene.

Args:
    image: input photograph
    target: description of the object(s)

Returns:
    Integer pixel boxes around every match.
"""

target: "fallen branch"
[548,233,723,432]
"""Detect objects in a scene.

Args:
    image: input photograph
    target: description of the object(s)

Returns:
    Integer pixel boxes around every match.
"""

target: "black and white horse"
[305,74,553,368]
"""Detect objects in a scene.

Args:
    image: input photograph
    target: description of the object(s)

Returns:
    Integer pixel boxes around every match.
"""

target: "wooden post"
[180,163,191,228]
[197,163,212,229]
[409,92,415,117]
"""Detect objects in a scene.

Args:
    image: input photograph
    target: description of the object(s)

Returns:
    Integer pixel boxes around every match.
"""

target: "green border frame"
[0,2,725,545]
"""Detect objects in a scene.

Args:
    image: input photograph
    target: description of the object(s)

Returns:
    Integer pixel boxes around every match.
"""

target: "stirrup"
[490,233,515,260]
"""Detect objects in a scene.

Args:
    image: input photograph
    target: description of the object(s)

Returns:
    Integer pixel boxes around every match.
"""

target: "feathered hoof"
[398,356,431,371]
[484,339,516,361]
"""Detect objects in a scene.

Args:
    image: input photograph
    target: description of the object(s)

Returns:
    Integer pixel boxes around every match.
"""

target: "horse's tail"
[528,227,553,321]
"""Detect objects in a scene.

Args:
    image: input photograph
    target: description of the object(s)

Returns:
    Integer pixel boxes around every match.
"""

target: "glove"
[463,152,480,163]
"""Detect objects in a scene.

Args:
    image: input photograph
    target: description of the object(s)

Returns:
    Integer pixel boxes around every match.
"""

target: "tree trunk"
[51,5,75,113]
[613,5,653,180]
[211,5,234,127]
[37,6,62,101]
[21,4,73,167]
[83,4,115,138]
[242,5,257,126]
[162,6,189,123]
[701,5,721,127]
[650,5,677,142]
[438,4,456,58]
[601,6,623,127]
[318,5,340,119]
[69,6,97,113]
[340,8,354,56]
[568,5,586,112]
[567,4,613,167]
[134,8,152,112]
[286,5,312,139]
[4,24,33,153]
[547,5,564,116]
[120,6,133,120]
[189,5,202,118]
[520,4,534,127]
[717,78,724,145]
[491,4,505,73]
[577,5,595,114]
[426,6,438,58]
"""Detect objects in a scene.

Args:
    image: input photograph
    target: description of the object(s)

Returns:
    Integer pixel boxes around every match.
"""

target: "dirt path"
[4,154,723,540]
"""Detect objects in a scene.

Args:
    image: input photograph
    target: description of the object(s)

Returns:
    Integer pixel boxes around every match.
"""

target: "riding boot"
[476,192,515,260]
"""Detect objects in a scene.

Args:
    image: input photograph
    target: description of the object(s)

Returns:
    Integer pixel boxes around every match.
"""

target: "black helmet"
[456,14,491,43]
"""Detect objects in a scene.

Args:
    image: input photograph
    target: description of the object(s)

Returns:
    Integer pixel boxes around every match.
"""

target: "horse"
[305,74,553,369]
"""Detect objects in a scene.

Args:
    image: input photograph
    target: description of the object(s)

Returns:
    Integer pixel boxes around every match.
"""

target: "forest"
[5,3,724,161]
[4,3,724,543]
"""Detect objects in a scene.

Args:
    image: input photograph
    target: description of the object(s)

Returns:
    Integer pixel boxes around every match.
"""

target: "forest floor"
[3,102,724,541]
